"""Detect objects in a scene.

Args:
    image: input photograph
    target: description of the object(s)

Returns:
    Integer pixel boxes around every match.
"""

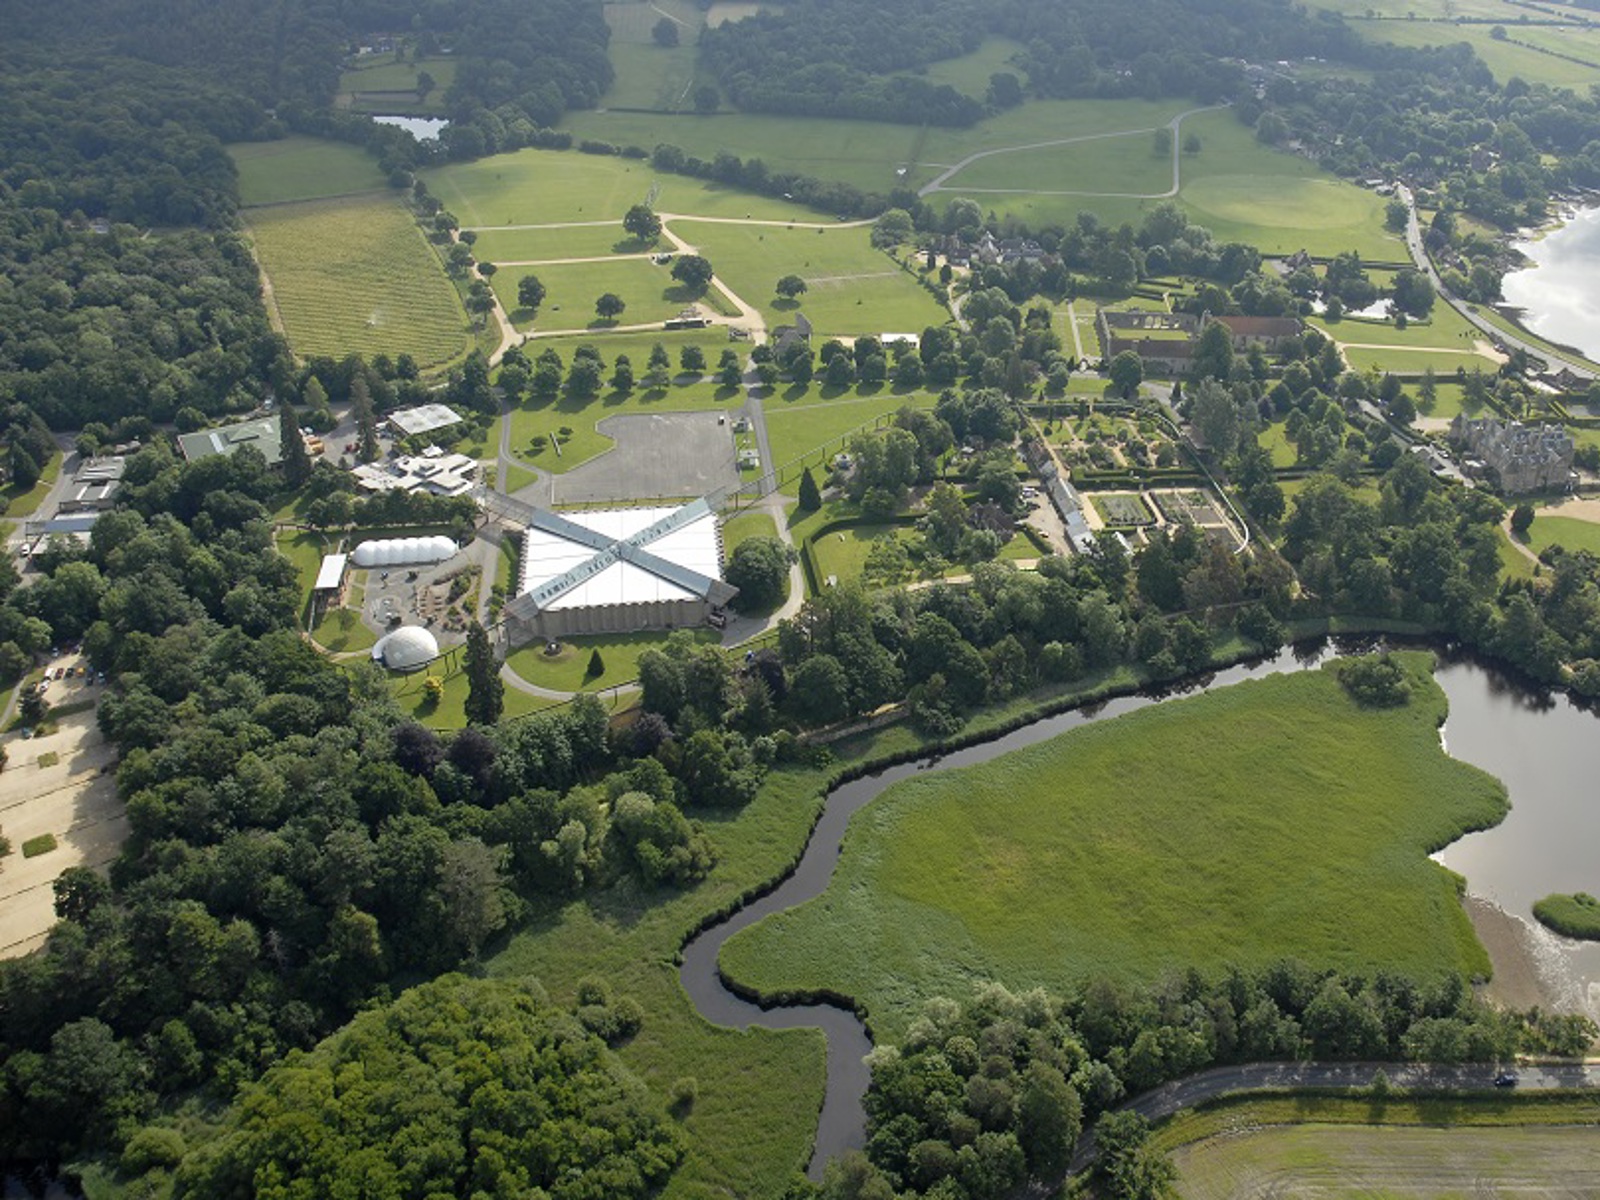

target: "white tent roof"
[352,536,457,568]
[519,506,722,611]
[314,553,349,590]
[371,625,439,671]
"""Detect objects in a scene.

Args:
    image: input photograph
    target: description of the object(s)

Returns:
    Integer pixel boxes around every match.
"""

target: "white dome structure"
[352,536,457,569]
[371,625,440,672]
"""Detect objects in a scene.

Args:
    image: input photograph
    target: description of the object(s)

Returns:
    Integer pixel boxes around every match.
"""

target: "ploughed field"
[720,656,1508,1040]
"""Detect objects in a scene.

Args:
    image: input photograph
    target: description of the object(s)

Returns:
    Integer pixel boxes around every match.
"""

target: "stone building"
[1448,415,1575,494]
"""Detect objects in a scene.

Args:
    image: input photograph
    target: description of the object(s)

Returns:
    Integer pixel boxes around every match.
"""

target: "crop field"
[247,196,469,368]
[719,657,1508,1040]
[229,137,389,207]
[421,148,810,228]
[493,258,689,329]
[1350,18,1600,86]
[1171,1122,1600,1199]
[467,224,635,262]
[673,221,950,335]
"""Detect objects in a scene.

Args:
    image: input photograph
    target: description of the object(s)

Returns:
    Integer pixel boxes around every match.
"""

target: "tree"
[1190,378,1241,455]
[798,466,822,512]
[1511,503,1535,536]
[681,345,705,373]
[463,620,503,726]
[671,254,714,294]
[776,274,809,301]
[587,648,605,678]
[596,292,626,321]
[623,204,662,243]
[652,15,680,45]
[1153,127,1173,156]
[277,398,311,488]
[1108,351,1143,399]
[1182,131,1202,154]
[789,655,851,725]
[1385,198,1410,232]
[415,69,436,101]
[517,274,547,313]
[725,536,794,611]
[693,83,719,113]
[351,376,380,464]
[871,208,914,249]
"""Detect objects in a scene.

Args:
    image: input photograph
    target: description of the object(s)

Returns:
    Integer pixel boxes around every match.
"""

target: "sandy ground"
[1538,495,1600,524]
[0,667,122,959]
[1465,895,1555,1012]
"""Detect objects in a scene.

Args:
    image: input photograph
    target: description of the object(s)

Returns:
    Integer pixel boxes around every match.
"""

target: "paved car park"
[551,412,741,505]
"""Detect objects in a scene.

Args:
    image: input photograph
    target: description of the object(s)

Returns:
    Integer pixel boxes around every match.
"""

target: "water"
[681,642,1600,1173]
[1501,205,1600,362]
[1432,653,1600,1020]
[371,115,448,141]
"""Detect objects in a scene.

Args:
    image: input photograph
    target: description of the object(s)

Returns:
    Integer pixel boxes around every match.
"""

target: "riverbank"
[1500,203,1600,364]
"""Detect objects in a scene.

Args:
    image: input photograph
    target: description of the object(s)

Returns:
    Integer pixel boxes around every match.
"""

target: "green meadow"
[672,220,950,336]
[504,627,720,693]
[763,389,940,488]
[337,54,459,115]
[1526,514,1600,557]
[493,258,690,330]
[950,128,1174,195]
[719,657,1507,1040]
[246,195,470,368]
[468,223,636,262]
[230,136,389,207]
[422,148,813,227]
[1349,18,1600,87]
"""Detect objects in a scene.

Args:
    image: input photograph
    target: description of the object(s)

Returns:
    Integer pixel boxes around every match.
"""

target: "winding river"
[680,640,1600,1176]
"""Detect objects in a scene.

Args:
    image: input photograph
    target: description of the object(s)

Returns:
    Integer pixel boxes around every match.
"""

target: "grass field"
[1525,513,1600,556]
[230,137,389,207]
[1171,1120,1600,1199]
[505,628,720,693]
[764,390,940,491]
[721,509,778,555]
[247,195,469,368]
[338,54,458,115]
[386,662,559,729]
[719,657,1507,1040]
[2,451,62,519]
[467,224,638,261]
[672,221,949,336]
[1498,527,1538,580]
[1350,17,1600,86]
[1258,421,1299,468]
[310,606,377,654]
[422,148,814,228]
[920,37,1026,94]
[603,38,707,113]
[493,258,690,330]
[952,129,1174,195]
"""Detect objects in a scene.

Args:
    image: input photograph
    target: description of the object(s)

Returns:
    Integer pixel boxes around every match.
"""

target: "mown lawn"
[421,147,811,228]
[672,220,950,338]
[721,509,778,555]
[764,390,940,492]
[2,450,62,518]
[504,628,719,693]
[1525,514,1600,557]
[494,257,690,331]
[720,657,1507,1041]
[247,195,469,369]
[230,136,389,207]
[466,224,638,261]
[951,127,1174,195]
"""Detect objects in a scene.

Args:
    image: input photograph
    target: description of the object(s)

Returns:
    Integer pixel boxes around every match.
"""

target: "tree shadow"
[713,385,742,403]
[781,383,812,404]
[588,317,622,330]
[773,297,801,313]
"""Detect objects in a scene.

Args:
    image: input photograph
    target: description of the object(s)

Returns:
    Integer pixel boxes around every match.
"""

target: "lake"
[1501,205,1600,362]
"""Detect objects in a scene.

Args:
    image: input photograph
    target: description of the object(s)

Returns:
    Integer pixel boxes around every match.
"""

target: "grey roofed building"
[59,456,125,512]
[386,403,463,437]
[176,416,283,465]
[1448,415,1574,495]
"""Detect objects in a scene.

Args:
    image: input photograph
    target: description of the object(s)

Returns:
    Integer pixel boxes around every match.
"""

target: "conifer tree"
[798,466,822,512]
[463,621,503,726]
[278,398,312,487]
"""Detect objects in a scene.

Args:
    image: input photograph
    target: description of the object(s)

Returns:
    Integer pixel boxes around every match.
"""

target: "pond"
[1500,205,1600,362]
[370,115,448,141]
[682,641,1600,1176]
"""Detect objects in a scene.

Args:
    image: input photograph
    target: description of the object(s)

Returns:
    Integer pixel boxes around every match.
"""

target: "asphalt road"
[1399,185,1593,382]
[1066,1059,1600,1175]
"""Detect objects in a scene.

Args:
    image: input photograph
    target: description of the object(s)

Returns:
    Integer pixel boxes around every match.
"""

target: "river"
[370,115,448,141]
[680,641,1600,1177]
[1501,205,1600,364]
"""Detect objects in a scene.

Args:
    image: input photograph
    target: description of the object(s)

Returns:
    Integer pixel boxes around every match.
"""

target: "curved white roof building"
[371,625,440,672]
[352,536,457,569]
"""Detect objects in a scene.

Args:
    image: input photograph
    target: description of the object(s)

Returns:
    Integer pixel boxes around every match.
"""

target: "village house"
[1202,312,1303,351]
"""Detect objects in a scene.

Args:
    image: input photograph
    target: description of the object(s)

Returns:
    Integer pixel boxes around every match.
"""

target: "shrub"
[670,1076,698,1116]
[121,1126,187,1174]
[22,833,57,857]
[587,649,605,678]
[1336,652,1411,707]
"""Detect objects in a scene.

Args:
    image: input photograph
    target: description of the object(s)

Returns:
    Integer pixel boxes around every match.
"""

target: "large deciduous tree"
[623,204,662,243]
[671,254,714,294]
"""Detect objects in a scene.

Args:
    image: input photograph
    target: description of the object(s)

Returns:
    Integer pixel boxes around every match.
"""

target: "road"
[1398,184,1593,382]
[1065,1059,1600,1175]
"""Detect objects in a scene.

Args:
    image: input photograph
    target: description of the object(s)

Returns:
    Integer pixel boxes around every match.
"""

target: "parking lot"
[552,412,741,505]
[0,657,122,959]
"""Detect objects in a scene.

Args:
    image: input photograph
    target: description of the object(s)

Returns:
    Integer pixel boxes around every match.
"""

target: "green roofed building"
[177,416,283,465]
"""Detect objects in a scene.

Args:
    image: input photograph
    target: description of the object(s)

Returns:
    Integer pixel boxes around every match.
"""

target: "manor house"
[1448,415,1575,495]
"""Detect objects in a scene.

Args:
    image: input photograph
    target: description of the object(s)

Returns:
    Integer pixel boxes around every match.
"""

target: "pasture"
[672,221,950,335]
[421,148,808,228]
[948,128,1173,196]
[493,258,689,330]
[229,137,388,207]
[246,196,469,368]
[1349,17,1600,87]
[1171,1121,1600,1199]
[467,223,635,262]
[719,657,1508,1040]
